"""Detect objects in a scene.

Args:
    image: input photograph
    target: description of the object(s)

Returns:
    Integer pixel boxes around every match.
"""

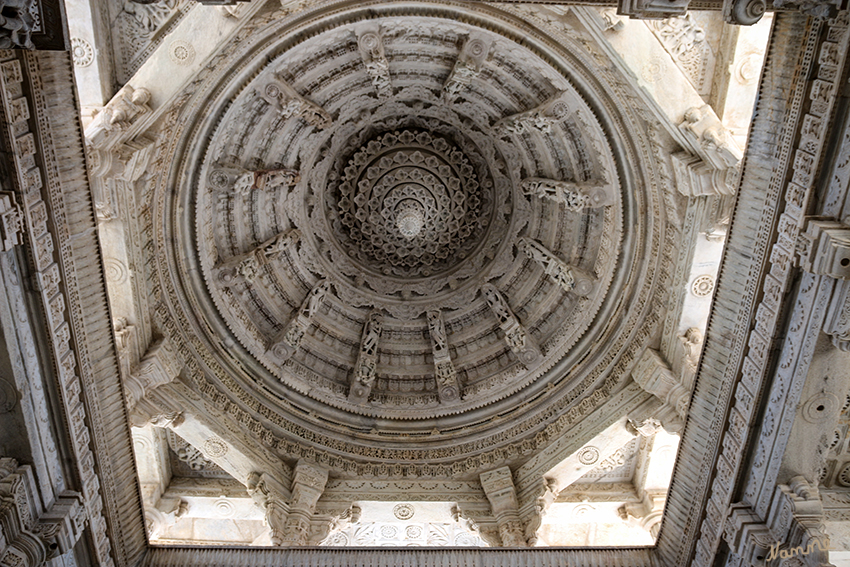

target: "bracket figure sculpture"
[482,284,542,367]
[213,229,301,288]
[427,309,462,402]
[518,237,594,296]
[357,27,392,99]
[267,280,331,364]
[348,310,383,404]
[494,92,572,136]
[443,35,490,102]
[232,168,300,196]
[521,177,612,210]
[257,73,332,130]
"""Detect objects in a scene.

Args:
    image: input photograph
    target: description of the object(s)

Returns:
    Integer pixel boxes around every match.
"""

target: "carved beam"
[520,177,612,209]
[348,310,383,404]
[357,27,392,99]
[213,229,300,287]
[443,35,490,102]
[427,309,462,403]
[257,74,331,129]
[518,237,594,296]
[267,280,331,364]
[481,284,542,367]
[480,467,529,547]
[493,92,572,136]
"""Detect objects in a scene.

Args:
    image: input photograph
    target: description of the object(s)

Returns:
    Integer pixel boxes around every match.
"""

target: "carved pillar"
[125,337,182,425]
[357,27,392,99]
[247,471,291,547]
[481,284,542,366]
[213,229,300,287]
[494,92,572,136]
[278,461,329,546]
[480,467,529,547]
[518,237,594,296]
[267,280,331,363]
[632,348,690,432]
[443,35,490,102]
[348,311,383,404]
[521,177,612,209]
[257,74,331,129]
[427,309,462,403]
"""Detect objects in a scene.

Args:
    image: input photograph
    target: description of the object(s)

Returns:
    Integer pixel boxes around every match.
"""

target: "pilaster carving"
[0,192,22,252]
[617,0,691,20]
[257,74,332,129]
[482,284,542,367]
[443,35,490,102]
[214,229,300,287]
[348,311,383,404]
[479,467,529,547]
[494,92,572,136]
[357,27,392,99]
[267,280,331,363]
[518,237,594,296]
[427,309,461,403]
[521,177,611,209]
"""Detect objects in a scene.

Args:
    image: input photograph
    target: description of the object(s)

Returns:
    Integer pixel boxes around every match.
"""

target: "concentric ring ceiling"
[153,1,671,477]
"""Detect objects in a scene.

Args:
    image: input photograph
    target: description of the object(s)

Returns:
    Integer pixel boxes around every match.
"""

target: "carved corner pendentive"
[267,280,331,364]
[257,73,331,129]
[427,309,462,403]
[521,177,612,209]
[348,310,383,404]
[482,283,542,367]
[493,92,572,137]
[518,237,594,297]
[443,35,491,102]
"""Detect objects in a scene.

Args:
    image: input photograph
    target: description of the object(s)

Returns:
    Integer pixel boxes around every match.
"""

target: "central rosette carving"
[335,130,488,278]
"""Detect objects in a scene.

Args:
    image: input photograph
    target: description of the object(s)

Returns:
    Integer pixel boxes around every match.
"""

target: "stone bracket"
[521,177,612,209]
[266,280,331,364]
[494,91,572,136]
[443,34,491,101]
[482,284,542,367]
[797,218,850,279]
[356,26,392,99]
[427,309,462,403]
[257,74,331,129]
[214,229,300,287]
[348,310,383,404]
[518,237,594,296]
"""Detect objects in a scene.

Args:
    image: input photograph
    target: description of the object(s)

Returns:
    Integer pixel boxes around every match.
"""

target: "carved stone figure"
[0,0,33,50]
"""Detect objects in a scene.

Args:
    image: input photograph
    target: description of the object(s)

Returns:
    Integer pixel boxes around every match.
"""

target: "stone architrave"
[493,92,572,136]
[357,27,392,99]
[518,237,594,296]
[480,467,529,547]
[443,35,491,101]
[520,177,611,210]
[267,280,331,363]
[426,309,462,403]
[481,284,542,367]
[213,229,300,287]
[348,311,383,404]
[257,74,331,129]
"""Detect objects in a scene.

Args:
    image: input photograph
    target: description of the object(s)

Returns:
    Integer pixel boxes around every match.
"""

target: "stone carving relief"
[443,35,491,102]
[267,280,331,363]
[256,74,331,129]
[617,0,691,19]
[0,192,22,251]
[521,177,611,209]
[427,309,462,402]
[348,311,383,404]
[647,14,715,95]
[482,284,542,367]
[357,27,392,99]
[0,0,34,50]
[518,237,594,296]
[115,0,191,82]
[494,91,573,136]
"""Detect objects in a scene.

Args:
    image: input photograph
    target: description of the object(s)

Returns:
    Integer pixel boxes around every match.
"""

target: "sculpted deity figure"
[519,237,576,291]
[360,312,382,358]
[301,281,331,319]
[427,310,449,358]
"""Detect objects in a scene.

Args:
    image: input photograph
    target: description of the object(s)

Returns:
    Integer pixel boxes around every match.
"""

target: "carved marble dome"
[150,1,671,478]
